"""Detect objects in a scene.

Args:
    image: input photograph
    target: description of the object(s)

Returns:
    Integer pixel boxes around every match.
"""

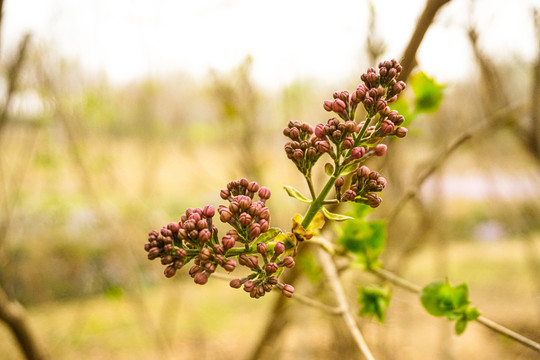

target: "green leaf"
[420,280,480,335]
[358,285,391,322]
[350,203,373,219]
[254,227,281,243]
[410,72,445,113]
[321,207,354,222]
[341,162,359,176]
[283,185,311,203]
[324,162,334,176]
[337,219,386,269]
[465,307,481,321]
[455,316,468,335]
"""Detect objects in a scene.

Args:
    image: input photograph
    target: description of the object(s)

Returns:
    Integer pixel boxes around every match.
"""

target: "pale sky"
[3,0,540,88]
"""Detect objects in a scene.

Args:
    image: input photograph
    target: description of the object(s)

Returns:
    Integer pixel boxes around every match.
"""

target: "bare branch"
[399,0,452,82]
[316,246,376,360]
[0,286,47,360]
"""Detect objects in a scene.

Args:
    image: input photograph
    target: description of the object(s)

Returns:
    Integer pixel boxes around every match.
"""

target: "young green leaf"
[358,285,391,322]
[254,227,281,244]
[420,280,480,335]
[283,185,312,203]
[321,207,354,222]
[410,71,445,113]
[337,219,386,269]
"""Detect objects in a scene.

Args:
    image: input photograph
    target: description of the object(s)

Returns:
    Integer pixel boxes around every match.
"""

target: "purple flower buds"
[350,147,365,160]
[274,241,285,254]
[281,284,295,298]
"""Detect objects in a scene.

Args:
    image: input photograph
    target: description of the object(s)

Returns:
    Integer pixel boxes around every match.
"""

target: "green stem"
[301,170,339,228]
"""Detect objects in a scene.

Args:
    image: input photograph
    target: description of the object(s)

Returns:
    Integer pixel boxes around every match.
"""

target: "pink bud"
[396,127,408,138]
[332,99,346,113]
[350,147,365,160]
[274,241,285,254]
[323,100,333,111]
[374,144,387,156]
[281,284,295,298]
[202,205,215,218]
[258,187,271,200]
[230,278,242,288]
[193,272,208,285]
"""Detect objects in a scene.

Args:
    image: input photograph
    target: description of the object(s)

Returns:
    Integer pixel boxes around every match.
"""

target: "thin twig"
[316,246,376,360]
[369,266,540,353]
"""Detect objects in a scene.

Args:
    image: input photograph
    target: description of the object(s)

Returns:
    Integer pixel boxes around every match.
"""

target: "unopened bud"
[274,241,285,254]
[282,256,295,268]
[374,144,387,156]
[222,235,235,249]
[265,262,279,274]
[164,265,177,278]
[258,187,271,200]
[281,284,295,298]
[323,100,333,111]
[257,242,268,254]
[350,147,365,159]
[230,278,242,288]
[194,272,208,285]
[396,127,408,138]
[332,99,346,113]
[334,177,345,188]
[223,258,237,272]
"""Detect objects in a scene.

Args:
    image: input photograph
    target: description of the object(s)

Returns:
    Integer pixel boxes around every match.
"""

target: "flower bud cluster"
[283,120,326,175]
[229,240,296,299]
[144,179,296,299]
[218,178,271,243]
[144,206,225,280]
[335,165,386,208]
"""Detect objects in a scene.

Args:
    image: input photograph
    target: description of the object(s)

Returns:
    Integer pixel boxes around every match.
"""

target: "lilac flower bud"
[358,166,370,178]
[199,247,212,261]
[282,256,295,268]
[220,189,230,200]
[323,100,333,111]
[396,127,408,138]
[306,147,317,159]
[258,187,271,200]
[202,205,215,218]
[167,222,180,234]
[164,265,177,278]
[197,219,208,230]
[376,99,387,113]
[249,223,261,238]
[265,262,278,274]
[342,136,354,149]
[147,247,161,260]
[316,140,330,153]
[219,208,233,223]
[243,280,255,292]
[393,80,406,94]
[387,95,398,103]
[189,265,200,277]
[176,248,187,259]
[268,276,279,285]
[161,255,173,265]
[213,245,225,255]
[332,99,346,113]
[281,284,295,298]
[289,127,300,140]
[223,258,237,272]
[230,278,242,288]
[194,272,208,285]
[247,181,259,193]
[343,190,357,201]
[350,147,365,159]
[259,219,269,233]
[204,262,216,273]
[380,119,395,134]
[222,235,235,250]
[239,212,252,227]
[334,177,345,188]
[257,242,268,254]
[274,241,285,254]
[197,228,210,242]
[367,193,383,208]
[377,177,387,187]
[374,144,387,156]
[315,123,325,138]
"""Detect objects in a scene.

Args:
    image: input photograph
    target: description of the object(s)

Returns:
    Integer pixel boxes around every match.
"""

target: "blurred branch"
[315,246,375,360]
[0,285,47,360]
[387,102,527,225]
[399,0,452,82]
[530,8,540,160]
[0,33,31,138]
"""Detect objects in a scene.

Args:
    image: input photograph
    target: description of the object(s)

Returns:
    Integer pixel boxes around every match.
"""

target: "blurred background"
[0,0,539,359]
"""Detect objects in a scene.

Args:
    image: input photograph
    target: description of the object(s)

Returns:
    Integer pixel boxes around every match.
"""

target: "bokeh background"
[0,0,539,359]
